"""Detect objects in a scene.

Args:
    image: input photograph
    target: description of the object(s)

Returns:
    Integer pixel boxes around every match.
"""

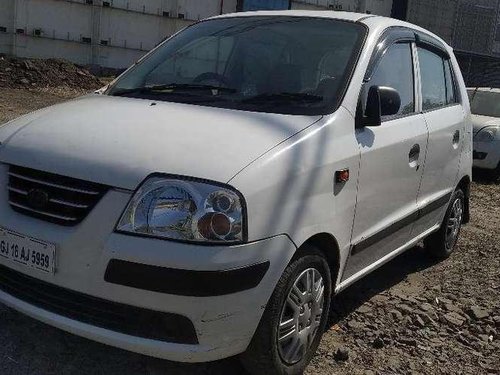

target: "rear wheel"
[240,247,331,375]
[424,189,465,259]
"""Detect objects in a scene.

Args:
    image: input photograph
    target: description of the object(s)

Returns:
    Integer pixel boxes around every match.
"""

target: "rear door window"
[418,47,447,111]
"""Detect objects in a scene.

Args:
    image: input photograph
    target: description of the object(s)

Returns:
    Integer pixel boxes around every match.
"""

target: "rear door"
[342,31,429,282]
[411,40,465,237]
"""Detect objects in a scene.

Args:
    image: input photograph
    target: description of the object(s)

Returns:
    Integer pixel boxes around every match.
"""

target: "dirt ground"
[0,88,499,375]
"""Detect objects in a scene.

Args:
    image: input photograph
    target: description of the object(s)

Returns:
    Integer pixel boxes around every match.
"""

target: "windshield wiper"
[241,92,323,104]
[111,83,237,97]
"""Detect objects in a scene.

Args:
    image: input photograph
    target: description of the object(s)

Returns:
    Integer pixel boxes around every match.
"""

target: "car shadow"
[472,167,498,185]
[327,244,439,326]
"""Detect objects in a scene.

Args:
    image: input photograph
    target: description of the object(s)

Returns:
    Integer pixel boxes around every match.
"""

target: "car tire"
[424,189,465,259]
[240,246,332,375]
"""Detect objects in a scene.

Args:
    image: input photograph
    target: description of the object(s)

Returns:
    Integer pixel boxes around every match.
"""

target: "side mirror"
[359,86,401,127]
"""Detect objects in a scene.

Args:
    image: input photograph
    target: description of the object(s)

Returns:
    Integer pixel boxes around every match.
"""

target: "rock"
[468,306,490,320]
[478,334,492,343]
[457,335,471,347]
[414,315,426,328]
[419,303,434,312]
[371,295,390,304]
[397,304,414,315]
[347,320,364,330]
[357,304,373,314]
[398,337,417,347]
[493,316,500,328]
[19,78,30,85]
[429,338,443,347]
[404,316,414,326]
[23,60,36,70]
[443,312,466,326]
[373,336,385,349]
[390,309,404,321]
[387,356,401,370]
[419,313,436,326]
[436,297,453,305]
[444,303,462,313]
[334,347,349,361]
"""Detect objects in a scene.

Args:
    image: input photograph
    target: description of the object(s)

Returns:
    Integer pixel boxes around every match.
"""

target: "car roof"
[209,10,450,49]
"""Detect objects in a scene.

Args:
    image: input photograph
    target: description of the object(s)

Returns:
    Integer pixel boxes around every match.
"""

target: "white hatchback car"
[468,87,500,180]
[0,11,472,375]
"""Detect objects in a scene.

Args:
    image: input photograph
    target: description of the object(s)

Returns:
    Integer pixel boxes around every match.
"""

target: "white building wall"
[0,0,237,69]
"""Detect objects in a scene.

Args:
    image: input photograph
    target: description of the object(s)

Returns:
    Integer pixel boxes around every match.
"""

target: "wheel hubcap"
[445,197,463,250]
[277,268,325,365]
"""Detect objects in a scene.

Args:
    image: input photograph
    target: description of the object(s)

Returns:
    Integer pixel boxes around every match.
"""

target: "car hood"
[471,114,500,135]
[0,95,321,190]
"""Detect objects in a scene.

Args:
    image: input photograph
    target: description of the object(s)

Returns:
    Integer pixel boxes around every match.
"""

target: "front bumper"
[0,164,297,362]
[473,140,500,170]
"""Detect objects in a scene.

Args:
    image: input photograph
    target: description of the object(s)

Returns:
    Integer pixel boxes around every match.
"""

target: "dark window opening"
[0,26,7,33]
[86,0,93,4]
[178,13,185,19]
[16,28,25,34]
[102,1,110,7]
[163,11,170,17]
[100,40,109,46]
[33,29,42,36]
[82,37,92,44]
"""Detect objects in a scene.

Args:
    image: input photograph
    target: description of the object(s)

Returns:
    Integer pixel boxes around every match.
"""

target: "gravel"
[0,88,499,375]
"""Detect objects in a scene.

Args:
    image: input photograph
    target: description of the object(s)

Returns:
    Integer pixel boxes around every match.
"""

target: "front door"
[342,39,428,282]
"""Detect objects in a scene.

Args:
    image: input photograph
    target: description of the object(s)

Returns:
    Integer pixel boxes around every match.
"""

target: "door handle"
[409,144,421,163]
[453,130,460,146]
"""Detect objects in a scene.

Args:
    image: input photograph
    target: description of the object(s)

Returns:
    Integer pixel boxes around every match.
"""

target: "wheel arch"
[293,233,341,288]
[457,175,471,224]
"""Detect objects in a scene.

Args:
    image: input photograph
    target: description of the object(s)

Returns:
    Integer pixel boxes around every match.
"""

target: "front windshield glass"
[107,16,366,115]
[470,91,500,117]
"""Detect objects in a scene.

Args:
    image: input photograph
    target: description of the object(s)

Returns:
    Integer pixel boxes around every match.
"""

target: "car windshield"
[106,16,366,115]
[469,90,500,117]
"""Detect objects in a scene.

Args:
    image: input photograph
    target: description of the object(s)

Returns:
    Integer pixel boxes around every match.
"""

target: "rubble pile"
[0,56,103,90]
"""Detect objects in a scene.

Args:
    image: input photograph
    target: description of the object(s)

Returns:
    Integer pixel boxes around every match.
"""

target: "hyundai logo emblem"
[27,189,50,210]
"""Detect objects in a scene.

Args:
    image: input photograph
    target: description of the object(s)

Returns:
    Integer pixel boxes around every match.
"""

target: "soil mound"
[0,56,103,90]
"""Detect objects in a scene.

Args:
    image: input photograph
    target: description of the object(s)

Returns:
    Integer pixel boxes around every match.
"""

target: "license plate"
[0,228,56,274]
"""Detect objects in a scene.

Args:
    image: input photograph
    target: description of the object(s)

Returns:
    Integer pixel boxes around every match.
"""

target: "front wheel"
[424,189,465,259]
[240,247,331,375]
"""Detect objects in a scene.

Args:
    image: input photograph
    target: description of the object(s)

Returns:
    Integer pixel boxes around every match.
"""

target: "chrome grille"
[8,165,108,226]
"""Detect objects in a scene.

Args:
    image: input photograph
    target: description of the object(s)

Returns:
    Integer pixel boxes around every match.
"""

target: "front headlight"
[116,176,246,243]
[475,126,500,142]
